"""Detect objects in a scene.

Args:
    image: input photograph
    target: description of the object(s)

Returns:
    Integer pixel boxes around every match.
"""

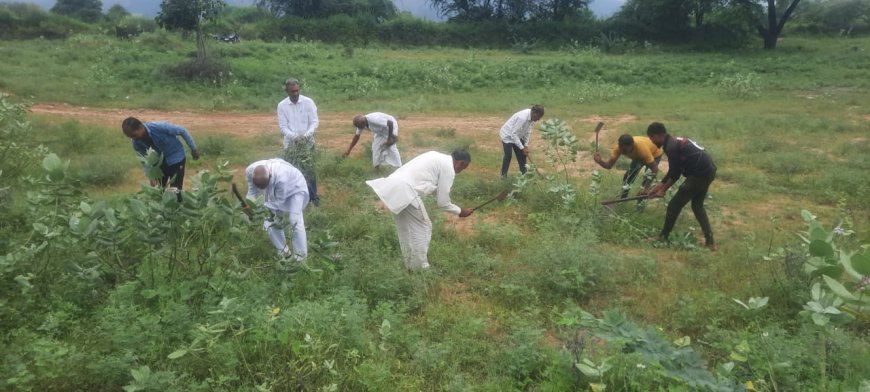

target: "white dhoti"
[371,134,402,168]
[393,197,431,270]
[264,192,309,260]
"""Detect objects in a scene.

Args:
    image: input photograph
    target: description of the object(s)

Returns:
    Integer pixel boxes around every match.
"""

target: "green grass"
[1,33,869,113]
[1,34,869,391]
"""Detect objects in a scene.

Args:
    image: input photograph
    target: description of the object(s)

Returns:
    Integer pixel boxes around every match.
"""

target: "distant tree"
[51,0,102,23]
[688,0,724,27]
[429,0,590,21]
[612,0,693,40]
[503,0,536,20]
[797,0,870,33]
[106,4,131,20]
[255,0,397,19]
[156,0,227,61]
[752,0,802,49]
[539,0,590,20]
[428,0,496,20]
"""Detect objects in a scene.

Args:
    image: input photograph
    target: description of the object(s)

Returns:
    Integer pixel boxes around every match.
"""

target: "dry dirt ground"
[31,103,636,164]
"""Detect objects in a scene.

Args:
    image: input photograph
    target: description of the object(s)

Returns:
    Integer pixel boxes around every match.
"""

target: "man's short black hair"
[618,134,634,147]
[531,104,544,116]
[122,117,143,132]
[646,122,667,136]
[451,149,471,163]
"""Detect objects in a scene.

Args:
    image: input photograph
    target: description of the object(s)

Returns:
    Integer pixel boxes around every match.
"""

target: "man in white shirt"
[499,105,544,177]
[277,78,320,206]
[366,150,474,270]
[343,112,402,170]
[245,159,310,260]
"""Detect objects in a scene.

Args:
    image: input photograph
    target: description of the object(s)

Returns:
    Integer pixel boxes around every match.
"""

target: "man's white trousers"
[372,135,402,168]
[264,193,308,259]
[393,197,431,270]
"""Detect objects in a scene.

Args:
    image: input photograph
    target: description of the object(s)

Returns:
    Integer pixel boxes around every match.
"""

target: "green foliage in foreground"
[1,95,867,390]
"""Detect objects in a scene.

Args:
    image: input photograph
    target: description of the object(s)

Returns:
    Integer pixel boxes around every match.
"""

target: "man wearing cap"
[343,112,402,170]
[593,134,662,199]
[366,150,474,270]
[245,158,310,260]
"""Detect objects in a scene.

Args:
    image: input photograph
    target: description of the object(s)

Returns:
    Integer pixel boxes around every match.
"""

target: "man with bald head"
[343,112,402,170]
[245,158,310,260]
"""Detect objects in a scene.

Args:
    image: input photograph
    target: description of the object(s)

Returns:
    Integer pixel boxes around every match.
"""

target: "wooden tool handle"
[600,195,650,205]
[231,183,247,208]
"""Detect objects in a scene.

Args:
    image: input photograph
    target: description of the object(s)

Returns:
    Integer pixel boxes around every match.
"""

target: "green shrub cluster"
[1,31,869,390]
[0,3,95,39]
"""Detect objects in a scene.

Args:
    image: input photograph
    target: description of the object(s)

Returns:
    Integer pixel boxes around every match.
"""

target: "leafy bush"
[499,321,549,387]
[195,135,234,157]
[113,16,158,39]
[0,97,44,187]
[716,72,762,98]
[71,155,129,186]
[0,3,94,39]
[524,236,613,303]
[570,80,626,103]
[162,58,232,83]
[591,32,640,54]
[558,305,744,391]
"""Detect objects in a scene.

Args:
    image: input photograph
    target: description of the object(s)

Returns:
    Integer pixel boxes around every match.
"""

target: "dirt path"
[31,103,642,176]
[31,103,636,149]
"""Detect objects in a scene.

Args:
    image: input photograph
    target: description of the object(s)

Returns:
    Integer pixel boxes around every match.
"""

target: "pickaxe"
[593,122,605,153]
[525,155,544,176]
[231,183,252,216]
[472,190,509,211]
[600,194,651,206]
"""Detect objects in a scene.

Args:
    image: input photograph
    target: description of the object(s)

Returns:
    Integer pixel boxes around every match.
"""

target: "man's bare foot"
[707,243,718,251]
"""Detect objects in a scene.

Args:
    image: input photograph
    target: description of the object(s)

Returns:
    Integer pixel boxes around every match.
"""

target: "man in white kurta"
[343,112,402,169]
[277,78,320,205]
[366,150,474,270]
[245,159,310,260]
[499,105,544,177]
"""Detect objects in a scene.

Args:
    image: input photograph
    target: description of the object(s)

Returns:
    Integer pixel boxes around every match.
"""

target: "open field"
[1,33,869,391]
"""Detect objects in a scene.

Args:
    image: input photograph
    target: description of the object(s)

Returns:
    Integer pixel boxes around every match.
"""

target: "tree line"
[1,0,868,49]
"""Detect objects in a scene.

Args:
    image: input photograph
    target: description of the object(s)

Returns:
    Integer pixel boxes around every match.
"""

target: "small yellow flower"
[745,381,756,391]
[271,307,280,316]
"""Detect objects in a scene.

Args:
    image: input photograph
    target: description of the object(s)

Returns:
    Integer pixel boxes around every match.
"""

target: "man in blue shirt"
[122,117,200,194]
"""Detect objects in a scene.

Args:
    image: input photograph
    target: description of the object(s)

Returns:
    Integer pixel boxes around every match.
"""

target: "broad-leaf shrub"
[556,304,742,392]
[798,209,869,321]
[0,97,45,189]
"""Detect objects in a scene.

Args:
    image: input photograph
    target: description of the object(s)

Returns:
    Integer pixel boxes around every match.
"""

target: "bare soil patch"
[31,103,643,179]
[32,103,638,150]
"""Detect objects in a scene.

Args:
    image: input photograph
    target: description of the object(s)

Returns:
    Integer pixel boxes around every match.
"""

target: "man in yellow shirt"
[593,134,662,199]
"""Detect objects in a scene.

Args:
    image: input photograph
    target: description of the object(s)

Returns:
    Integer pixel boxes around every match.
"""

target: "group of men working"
[590,122,717,250]
[496,106,717,250]
[121,80,717,271]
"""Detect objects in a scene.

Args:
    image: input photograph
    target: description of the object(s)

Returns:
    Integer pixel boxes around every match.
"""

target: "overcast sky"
[1,0,624,20]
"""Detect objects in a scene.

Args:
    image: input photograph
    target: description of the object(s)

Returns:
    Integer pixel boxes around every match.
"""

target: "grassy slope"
[1,33,868,389]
